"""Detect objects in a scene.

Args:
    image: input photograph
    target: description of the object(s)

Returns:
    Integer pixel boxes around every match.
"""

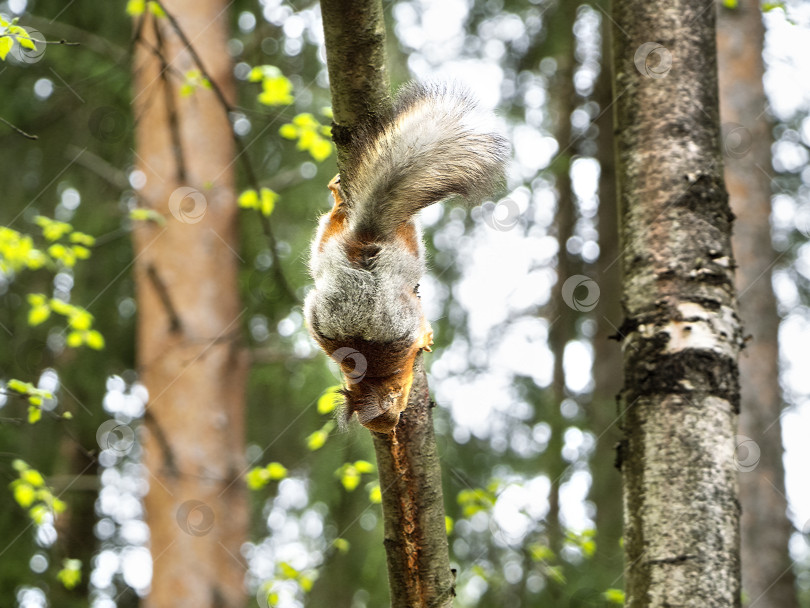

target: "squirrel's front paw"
[420,325,434,352]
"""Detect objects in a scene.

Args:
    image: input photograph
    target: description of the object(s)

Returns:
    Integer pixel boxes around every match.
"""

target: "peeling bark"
[611,1,743,605]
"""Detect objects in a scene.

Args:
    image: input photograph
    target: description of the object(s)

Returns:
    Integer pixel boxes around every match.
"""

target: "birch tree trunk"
[717,2,797,606]
[611,1,743,605]
[131,2,248,606]
[319,1,454,606]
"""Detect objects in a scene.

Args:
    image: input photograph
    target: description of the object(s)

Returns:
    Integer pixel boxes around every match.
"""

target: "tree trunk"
[611,1,743,606]
[319,1,454,606]
[588,1,624,592]
[716,2,797,606]
[131,2,248,607]
[546,0,579,582]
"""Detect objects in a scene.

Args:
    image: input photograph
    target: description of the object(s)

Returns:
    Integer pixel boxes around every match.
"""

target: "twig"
[0,116,37,140]
[146,263,183,334]
[151,16,186,183]
[151,1,300,304]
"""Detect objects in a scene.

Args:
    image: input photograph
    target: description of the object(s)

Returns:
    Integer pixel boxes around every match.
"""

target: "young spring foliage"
[0,15,36,61]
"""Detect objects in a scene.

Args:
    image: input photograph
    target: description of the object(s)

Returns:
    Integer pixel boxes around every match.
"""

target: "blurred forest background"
[1,0,810,607]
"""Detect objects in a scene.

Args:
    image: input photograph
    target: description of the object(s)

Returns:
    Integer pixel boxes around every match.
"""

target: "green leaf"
[265,462,287,480]
[258,76,294,106]
[68,309,93,331]
[306,429,328,451]
[126,0,146,15]
[246,467,268,490]
[237,189,258,209]
[762,1,785,11]
[12,459,28,472]
[248,65,282,82]
[85,330,105,350]
[29,504,48,525]
[28,405,42,424]
[259,188,278,217]
[147,1,166,17]
[299,574,314,592]
[278,562,298,579]
[338,465,360,492]
[368,484,382,504]
[13,483,36,508]
[278,124,297,140]
[354,460,374,474]
[604,589,625,604]
[0,36,13,61]
[27,300,51,326]
[130,208,167,225]
[445,515,454,535]
[8,379,33,394]
[309,139,333,162]
[66,331,83,348]
[22,469,45,487]
[36,216,73,241]
[57,559,82,590]
[16,32,35,51]
[332,537,350,553]
[69,231,95,246]
[529,543,554,562]
[317,386,342,414]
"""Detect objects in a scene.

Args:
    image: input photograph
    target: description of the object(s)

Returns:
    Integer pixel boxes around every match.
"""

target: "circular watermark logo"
[88,106,129,143]
[482,198,522,232]
[176,500,215,536]
[168,187,207,224]
[12,28,46,64]
[634,42,672,79]
[733,435,760,472]
[96,420,136,456]
[331,347,367,384]
[721,123,753,159]
[561,275,600,312]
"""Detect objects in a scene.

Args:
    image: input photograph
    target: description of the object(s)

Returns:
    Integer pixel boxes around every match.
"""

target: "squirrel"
[304,82,509,433]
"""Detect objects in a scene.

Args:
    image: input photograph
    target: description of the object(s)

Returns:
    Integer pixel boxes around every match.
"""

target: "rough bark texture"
[320,0,392,182]
[319,1,454,605]
[131,2,249,607]
[372,356,455,608]
[611,1,743,606]
[717,3,797,606]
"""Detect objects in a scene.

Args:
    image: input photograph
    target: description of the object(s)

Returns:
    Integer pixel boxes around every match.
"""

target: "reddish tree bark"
[131,2,249,606]
[717,2,797,606]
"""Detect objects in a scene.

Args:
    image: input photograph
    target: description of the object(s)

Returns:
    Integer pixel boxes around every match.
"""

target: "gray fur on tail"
[343,82,509,239]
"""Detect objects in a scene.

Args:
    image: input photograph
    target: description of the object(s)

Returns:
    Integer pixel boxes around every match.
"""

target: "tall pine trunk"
[611,1,743,605]
[717,2,797,606]
[131,2,248,606]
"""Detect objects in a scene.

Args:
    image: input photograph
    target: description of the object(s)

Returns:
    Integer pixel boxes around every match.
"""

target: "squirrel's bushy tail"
[344,82,509,239]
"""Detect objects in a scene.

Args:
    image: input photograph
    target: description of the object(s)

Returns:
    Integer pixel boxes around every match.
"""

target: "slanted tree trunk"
[717,2,797,606]
[319,1,454,606]
[611,1,743,605]
[131,2,248,606]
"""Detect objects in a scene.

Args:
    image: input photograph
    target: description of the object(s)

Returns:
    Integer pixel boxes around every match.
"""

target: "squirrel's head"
[310,329,420,434]
[339,367,417,433]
